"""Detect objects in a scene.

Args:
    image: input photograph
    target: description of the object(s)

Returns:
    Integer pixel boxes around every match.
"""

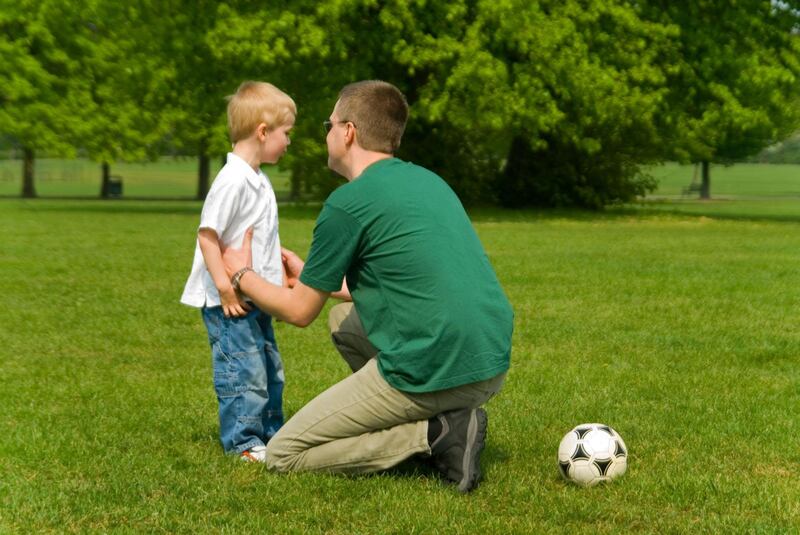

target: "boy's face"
[259,115,294,165]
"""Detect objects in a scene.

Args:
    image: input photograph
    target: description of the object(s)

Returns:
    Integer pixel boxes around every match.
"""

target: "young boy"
[180,81,295,462]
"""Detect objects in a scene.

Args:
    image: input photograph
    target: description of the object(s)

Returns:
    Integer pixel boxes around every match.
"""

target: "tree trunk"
[22,147,36,198]
[100,161,111,198]
[700,160,711,200]
[197,147,210,200]
[291,172,301,201]
[498,135,541,207]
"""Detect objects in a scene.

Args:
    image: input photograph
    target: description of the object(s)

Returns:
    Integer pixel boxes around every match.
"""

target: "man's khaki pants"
[265,302,506,473]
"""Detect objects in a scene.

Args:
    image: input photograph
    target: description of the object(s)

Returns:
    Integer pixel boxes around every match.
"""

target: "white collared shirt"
[180,153,283,308]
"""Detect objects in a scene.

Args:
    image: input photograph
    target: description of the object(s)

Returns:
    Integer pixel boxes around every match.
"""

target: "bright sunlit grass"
[1,193,799,532]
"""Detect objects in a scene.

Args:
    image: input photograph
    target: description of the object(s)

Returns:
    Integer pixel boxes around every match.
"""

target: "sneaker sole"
[458,408,488,493]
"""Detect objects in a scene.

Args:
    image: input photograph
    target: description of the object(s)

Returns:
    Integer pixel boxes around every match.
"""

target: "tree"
[0,0,85,197]
[207,1,361,200]
[68,2,175,198]
[389,0,678,207]
[642,0,800,198]
[208,0,680,207]
[138,0,246,200]
[8,2,794,206]
[0,1,184,199]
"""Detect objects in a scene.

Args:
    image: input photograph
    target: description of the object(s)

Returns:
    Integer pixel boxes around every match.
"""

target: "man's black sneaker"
[429,408,488,493]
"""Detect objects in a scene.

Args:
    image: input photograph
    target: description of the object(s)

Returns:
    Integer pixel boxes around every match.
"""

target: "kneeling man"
[223,80,513,492]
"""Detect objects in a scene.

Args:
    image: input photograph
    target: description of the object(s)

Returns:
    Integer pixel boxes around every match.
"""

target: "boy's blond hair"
[227,81,296,143]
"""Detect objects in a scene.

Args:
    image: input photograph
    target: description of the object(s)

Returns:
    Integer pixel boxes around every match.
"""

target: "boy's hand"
[219,285,251,318]
[281,247,304,288]
[198,227,252,317]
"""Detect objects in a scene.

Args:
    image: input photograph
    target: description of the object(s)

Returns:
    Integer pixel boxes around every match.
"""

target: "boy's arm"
[198,228,251,317]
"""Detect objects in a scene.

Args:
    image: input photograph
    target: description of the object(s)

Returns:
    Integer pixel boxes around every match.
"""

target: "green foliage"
[644,1,800,164]
[70,1,175,164]
[483,2,676,207]
[147,1,239,159]
[0,0,180,199]
[204,1,681,207]
[2,1,800,205]
[207,0,403,199]
[0,0,84,156]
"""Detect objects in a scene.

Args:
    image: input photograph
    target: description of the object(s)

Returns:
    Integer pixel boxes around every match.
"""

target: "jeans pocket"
[224,312,263,356]
[212,346,239,398]
[202,310,217,343]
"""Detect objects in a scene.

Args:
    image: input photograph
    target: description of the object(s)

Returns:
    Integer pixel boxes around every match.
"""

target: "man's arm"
[223,229,329,327]
[282,246,351,301]
[235,272,329,327]
[198,228,250,317]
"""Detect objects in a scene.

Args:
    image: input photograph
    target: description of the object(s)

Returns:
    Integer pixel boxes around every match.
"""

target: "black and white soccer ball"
[558,423,627,487]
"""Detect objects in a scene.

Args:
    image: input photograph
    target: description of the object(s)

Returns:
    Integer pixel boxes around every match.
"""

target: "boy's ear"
[258,123,269,139]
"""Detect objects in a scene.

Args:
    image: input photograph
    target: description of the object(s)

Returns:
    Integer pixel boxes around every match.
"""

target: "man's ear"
[344,122,357,147]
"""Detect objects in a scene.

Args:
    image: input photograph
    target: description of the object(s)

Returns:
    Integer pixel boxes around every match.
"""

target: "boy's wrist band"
[231,267,254,292]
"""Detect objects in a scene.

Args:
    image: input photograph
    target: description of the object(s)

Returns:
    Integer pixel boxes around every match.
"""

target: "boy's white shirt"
[180,152,283,308]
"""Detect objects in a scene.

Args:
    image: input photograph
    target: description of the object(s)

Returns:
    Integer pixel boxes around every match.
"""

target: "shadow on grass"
[3,196,323,220]
[467,200,800,224]
[191,423,509,493]
[350,443,509,492]
[6,195,799,224]
[608,200,800,224]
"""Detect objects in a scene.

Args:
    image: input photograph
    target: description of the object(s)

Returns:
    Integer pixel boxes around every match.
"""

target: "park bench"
[681,164,702,197]
[681,182,702,196]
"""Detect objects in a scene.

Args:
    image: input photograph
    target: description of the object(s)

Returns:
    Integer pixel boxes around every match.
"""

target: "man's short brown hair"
[227,81,296,143]
[337,81,408,153]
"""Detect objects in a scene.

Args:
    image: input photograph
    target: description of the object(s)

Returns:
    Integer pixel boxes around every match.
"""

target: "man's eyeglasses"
[323,119,354,134]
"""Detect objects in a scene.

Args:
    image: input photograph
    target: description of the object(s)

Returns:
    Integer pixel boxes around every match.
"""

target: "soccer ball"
[558,423,627,487]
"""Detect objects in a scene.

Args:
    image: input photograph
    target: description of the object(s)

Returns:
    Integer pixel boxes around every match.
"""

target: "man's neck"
[346,152,393,181]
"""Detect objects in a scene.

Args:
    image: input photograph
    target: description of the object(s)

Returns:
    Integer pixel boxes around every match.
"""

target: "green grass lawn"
[633,163,800,222]
[646,162,800,199]
[1,192,798,533]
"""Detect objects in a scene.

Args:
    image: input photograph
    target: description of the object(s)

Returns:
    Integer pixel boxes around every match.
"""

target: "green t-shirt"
[300,158,513,393]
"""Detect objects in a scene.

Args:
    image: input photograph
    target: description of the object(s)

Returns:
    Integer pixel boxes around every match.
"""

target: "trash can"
[108,176,123,197]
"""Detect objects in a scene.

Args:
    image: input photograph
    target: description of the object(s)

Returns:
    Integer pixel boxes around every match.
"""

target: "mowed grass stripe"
[0,199,798,533]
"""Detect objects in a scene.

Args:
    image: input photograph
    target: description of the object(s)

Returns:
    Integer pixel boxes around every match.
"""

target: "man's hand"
[281,247,305,288]
[221,227,254,278]
[198,227,252,318]
[219,285,251,318]
[218,228,255,316]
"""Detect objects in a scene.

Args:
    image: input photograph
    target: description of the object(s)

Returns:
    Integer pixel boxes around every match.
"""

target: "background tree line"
[1,0,799,206]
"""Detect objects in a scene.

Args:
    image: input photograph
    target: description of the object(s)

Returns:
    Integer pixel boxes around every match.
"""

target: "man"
[222,80,513,492]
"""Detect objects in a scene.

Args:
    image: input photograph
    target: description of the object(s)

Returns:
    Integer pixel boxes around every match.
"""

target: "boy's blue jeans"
[202,306,285,454]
